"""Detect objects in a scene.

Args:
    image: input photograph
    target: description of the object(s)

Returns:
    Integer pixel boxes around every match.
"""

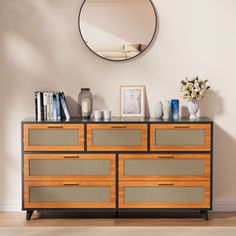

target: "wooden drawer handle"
[158,183,174,186]
[63,182,79,186]
[110,125,127,129]
[173,125,190,129]
[63,155,80,159]
[157,155,174,159]
[47,125,63,129]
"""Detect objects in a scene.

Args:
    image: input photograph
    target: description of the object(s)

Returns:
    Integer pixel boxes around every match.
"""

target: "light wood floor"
[1,212,236,227]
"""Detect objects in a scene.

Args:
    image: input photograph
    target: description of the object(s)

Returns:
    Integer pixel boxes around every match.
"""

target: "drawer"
[119,154,210,181]
[24,154,115,181]
[150,124,211,151]
[87,124,147,151]
[23,124,84,151]
[24,181,116,209]
[119,181,210,209]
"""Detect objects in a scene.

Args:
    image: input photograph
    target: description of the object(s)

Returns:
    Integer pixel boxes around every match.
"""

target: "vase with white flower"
[181,77,210,119]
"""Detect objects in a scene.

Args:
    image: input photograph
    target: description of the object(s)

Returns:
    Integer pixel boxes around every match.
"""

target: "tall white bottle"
[155,101,163,119]
[162,100,170,120]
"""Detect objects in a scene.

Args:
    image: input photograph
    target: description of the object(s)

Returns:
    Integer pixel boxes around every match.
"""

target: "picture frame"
[120,85,145,118]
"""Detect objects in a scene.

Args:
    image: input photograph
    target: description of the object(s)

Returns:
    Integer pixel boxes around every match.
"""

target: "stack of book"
[35,91,71,121]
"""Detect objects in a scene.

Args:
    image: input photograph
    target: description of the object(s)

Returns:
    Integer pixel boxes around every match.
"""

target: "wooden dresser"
[21,117,213,220]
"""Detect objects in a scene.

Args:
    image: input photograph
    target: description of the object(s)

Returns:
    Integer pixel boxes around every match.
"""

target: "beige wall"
[0,0,236,211]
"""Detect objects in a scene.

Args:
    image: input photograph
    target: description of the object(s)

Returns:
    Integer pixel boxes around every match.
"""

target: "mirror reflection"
[79,0,157,61]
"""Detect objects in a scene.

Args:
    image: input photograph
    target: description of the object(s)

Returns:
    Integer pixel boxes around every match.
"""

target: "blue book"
[56,92,61,121]
[60,92,71,120]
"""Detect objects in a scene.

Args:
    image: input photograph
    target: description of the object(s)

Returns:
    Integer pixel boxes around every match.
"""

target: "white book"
[37,92,41,121]
[50,92,54,121]
[53,92,57,121]
[47,92,52,121]
[45,92,50,121]
[48,92,51,121]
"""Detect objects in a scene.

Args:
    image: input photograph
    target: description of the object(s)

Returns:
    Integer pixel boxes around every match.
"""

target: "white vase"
[155,101,163,119]
[162,100,170,120]
[187,100,199,120]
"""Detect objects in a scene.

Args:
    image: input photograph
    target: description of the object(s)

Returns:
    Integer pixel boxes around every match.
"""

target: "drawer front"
[24,181,115,208]
[24,124,84,151]
[87,124,147,151]
[119,181,210,208]
[150,124,211,151]
[24,154,115,181]
[119,154,210,181]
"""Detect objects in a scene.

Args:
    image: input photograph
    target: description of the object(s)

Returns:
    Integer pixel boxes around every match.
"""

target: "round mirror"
[79,0,157,61]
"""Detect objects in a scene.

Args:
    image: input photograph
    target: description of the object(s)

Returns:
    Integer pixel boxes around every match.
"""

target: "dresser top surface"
[22,117,213,124]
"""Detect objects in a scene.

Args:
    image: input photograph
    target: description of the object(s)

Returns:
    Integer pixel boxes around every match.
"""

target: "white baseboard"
[0,202,21,212]
[213,201,236,212]
[1,201,236,212]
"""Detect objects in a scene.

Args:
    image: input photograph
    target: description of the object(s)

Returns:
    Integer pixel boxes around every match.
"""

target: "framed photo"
[120,85,145,117]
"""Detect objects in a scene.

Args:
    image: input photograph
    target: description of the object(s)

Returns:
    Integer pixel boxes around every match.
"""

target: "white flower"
[187,83,193,89]
[194,84,200,92]
[181,77,210,100]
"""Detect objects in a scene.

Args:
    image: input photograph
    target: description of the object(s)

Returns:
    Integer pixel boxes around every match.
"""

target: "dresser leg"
[26,210,34,221]
[201,210,208,221]
[115,210,119,218]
